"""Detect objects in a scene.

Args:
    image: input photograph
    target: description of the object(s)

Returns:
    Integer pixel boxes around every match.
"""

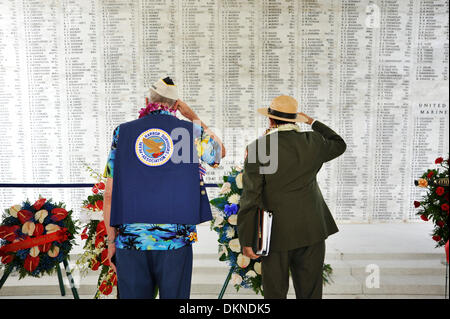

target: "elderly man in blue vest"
[102,77,225,299]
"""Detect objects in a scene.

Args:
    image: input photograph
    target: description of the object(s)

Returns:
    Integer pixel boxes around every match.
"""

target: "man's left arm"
[103,177,117,272]
[237,143,264,260]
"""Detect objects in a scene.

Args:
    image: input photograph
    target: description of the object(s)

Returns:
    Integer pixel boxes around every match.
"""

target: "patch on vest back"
[135,128,174,166]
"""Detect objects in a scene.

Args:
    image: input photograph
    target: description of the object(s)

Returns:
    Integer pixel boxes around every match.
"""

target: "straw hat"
[257,95,308,123]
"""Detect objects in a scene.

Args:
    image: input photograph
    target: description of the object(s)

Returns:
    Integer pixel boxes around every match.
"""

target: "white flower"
[45,224,60,234]
[213,215,224,228]
[219,182,232,195]
[254,262,262,275]
[9,205,21,218]
[22,221,35,236]
[228,194,240,204]
[246,270,257,278]
[29,246,40,257]
[236,173,243,189]
[237,253,251,268]
[226,227,235,239]
[219,244,228,257]
[227,214,238,225]
[35,209,48,223]
[231,273,243,285]
[48,245,60,258]
[228,238,241,253]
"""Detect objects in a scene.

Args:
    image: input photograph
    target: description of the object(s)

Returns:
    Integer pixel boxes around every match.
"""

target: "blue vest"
[110,114,213,226]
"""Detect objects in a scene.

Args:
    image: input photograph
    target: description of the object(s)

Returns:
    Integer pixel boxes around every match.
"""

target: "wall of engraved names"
[0,0,448,223]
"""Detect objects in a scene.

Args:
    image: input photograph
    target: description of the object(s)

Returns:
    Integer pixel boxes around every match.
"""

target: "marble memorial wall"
[0,0,448,222]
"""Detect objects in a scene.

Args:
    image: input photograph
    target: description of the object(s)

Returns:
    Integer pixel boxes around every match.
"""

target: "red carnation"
[435,157,444,164]
[436,187,445,196]
[432,235,441,242]
[442,203,449,211]
[17,210,33,224]
[420,214,428,221]
[33,198,46,210]
[92,186,99,194]
[436,220,445,228]
[1,254,14,264]
[50,207,68,222]
[414,201,421,208]
[24,255,40,272]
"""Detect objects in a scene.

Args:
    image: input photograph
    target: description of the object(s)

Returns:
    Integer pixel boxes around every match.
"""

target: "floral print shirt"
[104,109,220,250]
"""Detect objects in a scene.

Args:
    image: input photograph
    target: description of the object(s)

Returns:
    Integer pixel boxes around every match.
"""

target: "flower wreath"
[413,155,449,247]
[76,165,117,298]
[0,197,77,278]
[210,167,334,296]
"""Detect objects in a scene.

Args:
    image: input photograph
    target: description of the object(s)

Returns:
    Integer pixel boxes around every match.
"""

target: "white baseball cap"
[150,77,178,100]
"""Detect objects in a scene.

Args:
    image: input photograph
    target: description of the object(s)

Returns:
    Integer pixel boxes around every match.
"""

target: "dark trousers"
[115,245,193,299]
[261,240,325,299]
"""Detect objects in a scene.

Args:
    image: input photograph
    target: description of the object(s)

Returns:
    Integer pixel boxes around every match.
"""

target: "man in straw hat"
[237,95,346,299]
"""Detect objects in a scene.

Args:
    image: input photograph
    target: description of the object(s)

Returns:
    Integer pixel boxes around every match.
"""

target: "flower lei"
[414,155,449,247]
[0,197,77,279]
[138,100,177,119]
[76,164,117,298]
[210,167,334,296]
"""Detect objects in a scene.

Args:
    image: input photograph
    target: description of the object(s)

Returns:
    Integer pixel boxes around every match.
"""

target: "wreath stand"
[218,265,235,299]
[0,258,79,299]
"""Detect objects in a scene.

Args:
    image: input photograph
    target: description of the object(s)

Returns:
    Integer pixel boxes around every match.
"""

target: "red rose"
[1,254,14,264]
[17,210,33,224]
[426,171,434,179]
[435,157,444,164]
[33,198,46,210]
[95,200,104,211]
[24,255,40,272]
[50,207,68,222]
[92,186,99,194]
[420,214,428,221]
[436,221,445,228]
[0,225,20,241]
[33,223,44,237]
[442,203,449,211]
[436,187,445,196]
[432,235,441,242]
[414,201,421,208]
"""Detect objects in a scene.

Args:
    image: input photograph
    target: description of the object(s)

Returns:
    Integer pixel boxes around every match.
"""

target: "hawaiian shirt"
[103,109,221,250]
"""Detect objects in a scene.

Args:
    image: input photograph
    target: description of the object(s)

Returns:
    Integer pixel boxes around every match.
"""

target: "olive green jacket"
[237,120,346,251]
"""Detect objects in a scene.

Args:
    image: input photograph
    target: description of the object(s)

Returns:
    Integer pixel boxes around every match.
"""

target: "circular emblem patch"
[135,128,173,166]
